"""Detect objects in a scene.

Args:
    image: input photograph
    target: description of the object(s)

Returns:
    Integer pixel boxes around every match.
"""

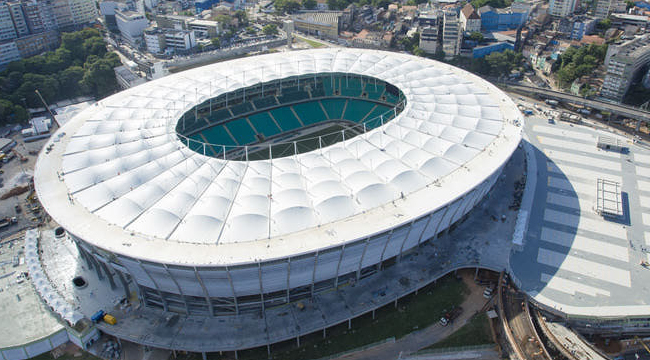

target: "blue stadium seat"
[253,97,278,110]
[200,126,237,146]
[343,100,376,123]
[320,99,346,120]
[230,102,254,116]
[206,109,232,124]
[292,102,327,125]
[341,77,363,97]
[226,118,258,145]
[248,113,281,138]
[270,107,302,131]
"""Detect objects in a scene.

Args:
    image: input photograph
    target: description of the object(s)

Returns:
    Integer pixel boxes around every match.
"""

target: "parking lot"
[0,131,51,239]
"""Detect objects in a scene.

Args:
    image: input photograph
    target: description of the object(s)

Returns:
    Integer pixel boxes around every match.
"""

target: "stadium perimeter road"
[510,112,650,318]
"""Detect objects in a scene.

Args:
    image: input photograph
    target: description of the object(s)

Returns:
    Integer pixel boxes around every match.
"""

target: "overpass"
[502,83,650,128]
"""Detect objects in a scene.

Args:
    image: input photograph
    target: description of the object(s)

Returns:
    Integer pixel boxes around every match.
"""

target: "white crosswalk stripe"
[544,149,621,171]
[537,248,631,287]
[538,136,620,159]
[544,209,627,239]
[532,125,596,142]
[547,162,621,184]
[546,192,593,211]
[540,227,629,262]
[540,273,610,297]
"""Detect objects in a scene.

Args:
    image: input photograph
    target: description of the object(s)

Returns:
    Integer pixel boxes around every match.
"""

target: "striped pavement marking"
[547,177,591,197]
[532,125,596,142]
[540,273,610,297]
[634,153,650,166]
[645,232,650,246]
[537,248,631,287]
[544,209,627,239]
[546,192,592,211]
[547,162,622,184]
[638,180,650,192]
[540,227,629,262]
[538,136,620,158]
[544,149,621,172]
[643,213,650,226]
[636,166,650,179]
[640,196,650,209]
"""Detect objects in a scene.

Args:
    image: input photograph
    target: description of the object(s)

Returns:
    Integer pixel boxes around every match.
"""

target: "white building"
[549,0,576,17]
[601,34,650,101]
[460,3,481,33]
[145,27,196,53]
[7,2,29,37]
[163,29,195,51]
[442,11,462,58]
[115,9,148,46]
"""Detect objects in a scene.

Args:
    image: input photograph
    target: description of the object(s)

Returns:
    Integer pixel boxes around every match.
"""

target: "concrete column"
[296,336,300,347]
[348,318,351,329]
[201,352,206,360]
[323,328,326,338]
[372,309,375,319]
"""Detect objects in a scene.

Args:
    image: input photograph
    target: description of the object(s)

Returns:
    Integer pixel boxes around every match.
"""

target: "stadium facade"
[34,49,522,317]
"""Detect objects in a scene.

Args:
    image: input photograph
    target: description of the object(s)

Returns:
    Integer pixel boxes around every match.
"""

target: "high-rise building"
[549,0,577,17]
[0,2,18,40]
[601,34,650,101]
[7,2,29,36]
[51,0,74,27]
[442,11,462,58]
[594,0,625,18]
[69,0,98,25]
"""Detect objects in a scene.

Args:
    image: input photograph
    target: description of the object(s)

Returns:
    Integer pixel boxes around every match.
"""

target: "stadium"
[34,49,522,318]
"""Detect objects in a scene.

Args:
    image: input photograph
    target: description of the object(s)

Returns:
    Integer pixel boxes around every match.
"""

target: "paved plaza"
[511,114,650,317]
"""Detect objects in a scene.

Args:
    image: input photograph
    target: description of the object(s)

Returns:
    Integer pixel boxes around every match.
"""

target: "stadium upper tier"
[176,73,405,160]
[34,49,523,267]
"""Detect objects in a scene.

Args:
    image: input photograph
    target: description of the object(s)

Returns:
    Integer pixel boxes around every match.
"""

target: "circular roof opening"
[176,73,405,161]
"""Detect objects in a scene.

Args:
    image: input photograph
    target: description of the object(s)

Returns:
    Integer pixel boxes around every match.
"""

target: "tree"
[596,18,611,31]
[234,10,248,26]
[274,0,301,13]
[262,24,279,36]
[211,37,221,48]
[469,32,483,42]
[246,26,256,34]
[625,0,635,9]
[413,46,426,57]
[302,0,317,8]
[58,66,85,98]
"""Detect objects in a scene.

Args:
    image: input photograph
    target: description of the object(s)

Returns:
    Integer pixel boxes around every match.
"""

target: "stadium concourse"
[29,48,523,354]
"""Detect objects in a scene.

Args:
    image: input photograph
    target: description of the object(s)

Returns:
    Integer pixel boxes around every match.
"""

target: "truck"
[523,109,533,116]
[578,108,591,115]
[103,314,117,325]
[91,310,105,323]
[545,99,559,106]
[439,306,463,326]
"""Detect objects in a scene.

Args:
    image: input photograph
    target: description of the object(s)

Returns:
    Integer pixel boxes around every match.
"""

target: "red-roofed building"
[460,3,481,33]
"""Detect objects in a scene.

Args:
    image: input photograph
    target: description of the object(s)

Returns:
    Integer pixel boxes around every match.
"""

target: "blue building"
[472,41,514,58]
[478,5,528,31]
